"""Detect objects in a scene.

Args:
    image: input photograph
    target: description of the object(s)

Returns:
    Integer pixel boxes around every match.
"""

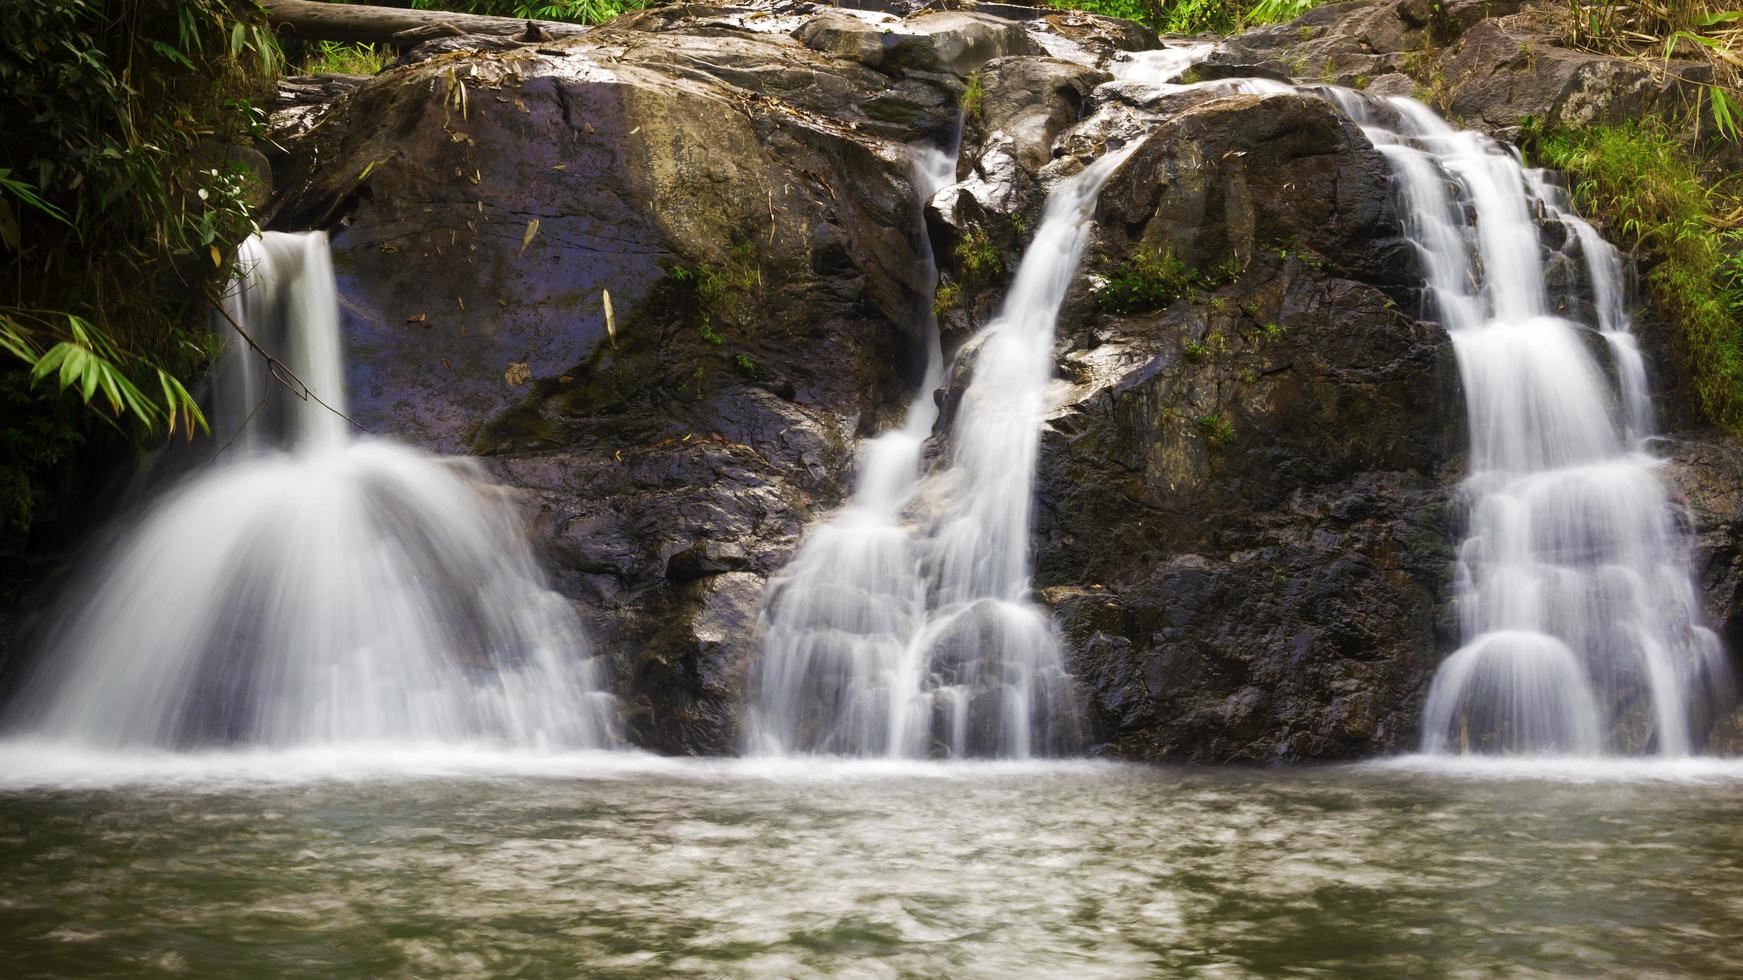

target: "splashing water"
[1318,91,1728,755]
[7,232,618,750]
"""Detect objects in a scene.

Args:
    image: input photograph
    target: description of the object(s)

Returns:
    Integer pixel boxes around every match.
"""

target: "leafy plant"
[933,280,963,317]
[1099,242,1239,313]
[301,41,390,76]
[0,0,275,540]
[1197,411,1236,449]
[961,71,986,122]
[954,222,1004,288]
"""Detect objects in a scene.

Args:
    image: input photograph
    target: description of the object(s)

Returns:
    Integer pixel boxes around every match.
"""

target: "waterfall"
[8,232,618,750]
[748,51,1237,759]
[1318,91,1728,755]
[749,129,1145,756]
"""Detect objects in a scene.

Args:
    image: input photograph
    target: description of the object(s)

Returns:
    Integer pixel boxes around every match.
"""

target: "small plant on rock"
[960,71,985,123]
[954,222,1003,288]
[1099,243,1192,313]
[932,280,962,317]
[1197,411,1235,450]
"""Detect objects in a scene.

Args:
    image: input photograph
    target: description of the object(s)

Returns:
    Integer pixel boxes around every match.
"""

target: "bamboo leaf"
[30,344,68,382]
[58,345,86,390]
[520,218,540,255]
[603,288,617,348]
[79,357,101,403]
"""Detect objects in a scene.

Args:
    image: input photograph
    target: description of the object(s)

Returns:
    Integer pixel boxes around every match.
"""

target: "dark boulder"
[1033,92,1464,761]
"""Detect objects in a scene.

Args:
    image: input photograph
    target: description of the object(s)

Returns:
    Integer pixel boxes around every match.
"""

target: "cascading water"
[8,231,618,750]
[1317,91,1728,755]
[748,56,1197,756]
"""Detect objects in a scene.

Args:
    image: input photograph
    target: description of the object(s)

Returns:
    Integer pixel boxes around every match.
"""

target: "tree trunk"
[261,0,591,44]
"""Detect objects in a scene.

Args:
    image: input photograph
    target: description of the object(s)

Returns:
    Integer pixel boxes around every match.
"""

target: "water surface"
[2,746,1741,977]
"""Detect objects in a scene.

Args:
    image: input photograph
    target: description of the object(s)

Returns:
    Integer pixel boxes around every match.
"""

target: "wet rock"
[1661,434,1743,703]
[977,57,1109,173]
[1034,91,1462,762]
[794,10,1040,75]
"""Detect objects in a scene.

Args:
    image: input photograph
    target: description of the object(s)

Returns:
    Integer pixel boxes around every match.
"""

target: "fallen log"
[261,0,591,44]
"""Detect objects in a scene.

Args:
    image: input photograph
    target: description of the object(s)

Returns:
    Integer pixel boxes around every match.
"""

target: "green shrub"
[1100,243,1191,313]
[932,281,963,317]
[0,0,278,543]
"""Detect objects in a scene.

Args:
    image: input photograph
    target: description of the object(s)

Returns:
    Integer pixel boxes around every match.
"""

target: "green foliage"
[1182,332,1228,362]
[1242,0,1323,28]
[673,242,760,352]
[1099,243,1240,314]
[408,0,649,24]
[961,71,986,122]
[1530,119,1743,433]
[1570,0,1743,142]
[0,0,275,541]
[301,41,389,75]
[1101,243,1190,313]
[932,280,963,317]
[3,312,204,437]
[954,223,1003,288]
[1044,0,1326,35]
[1262,321,1290,344]
[1197,411,1235,450]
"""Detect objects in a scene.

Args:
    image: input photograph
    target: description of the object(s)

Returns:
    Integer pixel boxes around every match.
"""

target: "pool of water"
[2,743,1741,977]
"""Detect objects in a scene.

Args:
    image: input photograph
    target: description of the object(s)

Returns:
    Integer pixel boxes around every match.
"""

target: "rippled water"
[2,747,1741,977]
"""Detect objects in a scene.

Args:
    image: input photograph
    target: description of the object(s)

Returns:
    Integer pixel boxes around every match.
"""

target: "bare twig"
[203,289,371,434]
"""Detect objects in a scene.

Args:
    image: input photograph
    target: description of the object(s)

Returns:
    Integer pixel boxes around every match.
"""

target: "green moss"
[1529,119,1743,434]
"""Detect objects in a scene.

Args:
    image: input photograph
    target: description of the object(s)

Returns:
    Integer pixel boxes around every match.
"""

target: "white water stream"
[8,232,618,749]
[748,53,1218,759]
[1317,91,1728,755]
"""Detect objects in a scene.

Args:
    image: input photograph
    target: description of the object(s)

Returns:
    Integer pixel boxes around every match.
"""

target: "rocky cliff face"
[268,0,1743,759]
